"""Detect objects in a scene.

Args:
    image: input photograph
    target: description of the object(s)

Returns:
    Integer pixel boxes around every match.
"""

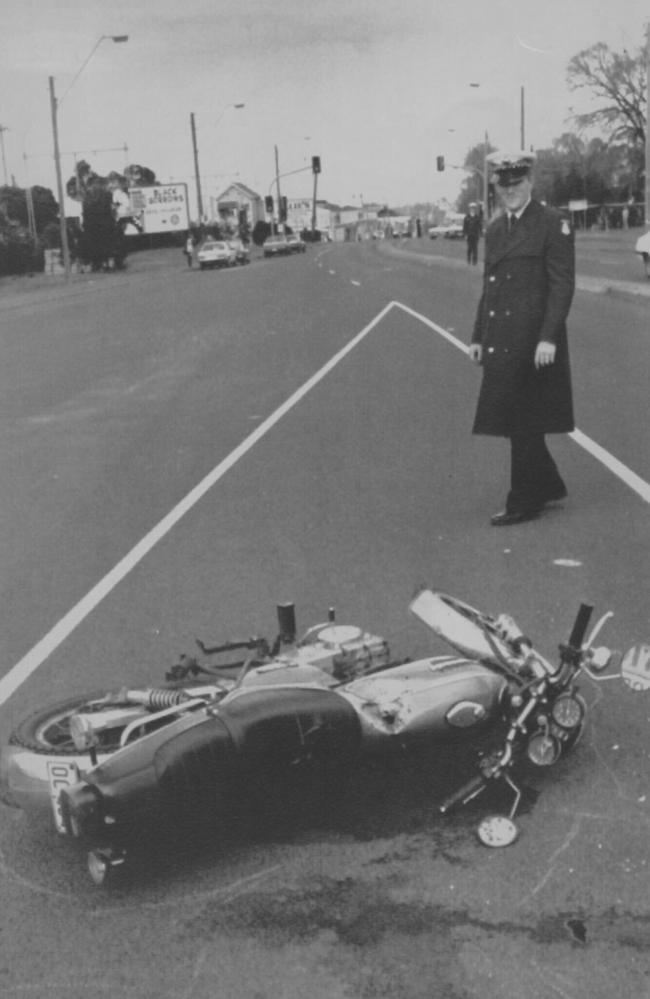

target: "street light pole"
[192,103,245,225]
[50,34,128,280]
[49,76,72,280]
[190,112,203,224]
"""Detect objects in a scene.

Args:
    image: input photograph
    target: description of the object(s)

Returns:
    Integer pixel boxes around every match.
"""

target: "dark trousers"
[467,238,479,265]
[506,434,566,512]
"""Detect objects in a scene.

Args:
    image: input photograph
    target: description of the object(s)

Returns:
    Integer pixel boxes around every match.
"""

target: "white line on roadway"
[0,302,396,706]
[2,299,647,705]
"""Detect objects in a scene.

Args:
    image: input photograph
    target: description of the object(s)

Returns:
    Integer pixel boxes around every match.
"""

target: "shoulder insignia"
[561,220,571,236]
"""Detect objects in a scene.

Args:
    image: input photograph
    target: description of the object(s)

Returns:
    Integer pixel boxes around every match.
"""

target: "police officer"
[468,151,575,526]
[463,202,482,265]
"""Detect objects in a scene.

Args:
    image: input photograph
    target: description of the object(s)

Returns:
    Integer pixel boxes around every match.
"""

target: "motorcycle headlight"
[551,694,585,730]
[527,731,561,766]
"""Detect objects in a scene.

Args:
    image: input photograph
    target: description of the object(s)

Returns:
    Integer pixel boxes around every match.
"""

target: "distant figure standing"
[184,233,194,267]
[468,151,575,527]
[463,202,481,265]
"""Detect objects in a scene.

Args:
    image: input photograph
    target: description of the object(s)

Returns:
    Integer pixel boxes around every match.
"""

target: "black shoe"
[490,508,541,527]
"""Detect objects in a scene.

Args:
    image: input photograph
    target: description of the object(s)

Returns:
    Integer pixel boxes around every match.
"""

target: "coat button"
[487,347,495,353]
[489,310,495,317]
[489,275,496,282]
[505,310,511,316]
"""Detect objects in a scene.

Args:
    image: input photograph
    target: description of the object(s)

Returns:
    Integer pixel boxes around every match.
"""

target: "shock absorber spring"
[146,688,190,709]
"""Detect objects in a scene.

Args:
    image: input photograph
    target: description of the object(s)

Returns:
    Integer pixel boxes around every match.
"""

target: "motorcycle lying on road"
[1,590,648,885]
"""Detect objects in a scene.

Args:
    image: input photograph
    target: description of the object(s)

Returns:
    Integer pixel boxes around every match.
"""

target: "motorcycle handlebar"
[568,603,594,651]
[439,774,487,815]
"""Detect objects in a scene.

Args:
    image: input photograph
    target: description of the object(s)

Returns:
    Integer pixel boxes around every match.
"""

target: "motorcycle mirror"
[621,644,650,691]
[588,646,615,672]
[477,815,519,848]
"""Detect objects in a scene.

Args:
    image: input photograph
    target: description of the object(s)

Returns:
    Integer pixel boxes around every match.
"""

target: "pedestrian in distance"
[463,202,482,265]
[468,151,575,526]
[184,232,195,267]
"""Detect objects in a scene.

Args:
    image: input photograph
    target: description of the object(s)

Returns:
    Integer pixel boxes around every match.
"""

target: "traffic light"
[311,155,321,174]
[279,195,288,222]
[436,156,445,172]
[264,195,274,214]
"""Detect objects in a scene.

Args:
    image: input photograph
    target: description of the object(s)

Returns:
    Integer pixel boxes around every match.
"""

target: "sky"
[1,0,648,217]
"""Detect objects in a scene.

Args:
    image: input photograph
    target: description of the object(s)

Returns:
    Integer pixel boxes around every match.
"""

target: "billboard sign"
[128,183,190,234]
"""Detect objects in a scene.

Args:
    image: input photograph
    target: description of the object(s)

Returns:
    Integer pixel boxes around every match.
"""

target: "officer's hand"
[534,341,556,369]
[468,344,482,365]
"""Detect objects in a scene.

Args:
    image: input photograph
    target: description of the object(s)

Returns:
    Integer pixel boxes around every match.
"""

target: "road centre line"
[0,302,396,706]
[2,298,647,706]
[393,300,650,505]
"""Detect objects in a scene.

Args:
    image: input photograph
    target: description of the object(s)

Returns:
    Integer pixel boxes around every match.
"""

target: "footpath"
[380,227,650,302]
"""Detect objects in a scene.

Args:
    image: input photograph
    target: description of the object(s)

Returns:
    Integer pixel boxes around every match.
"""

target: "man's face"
[497,174,532,213]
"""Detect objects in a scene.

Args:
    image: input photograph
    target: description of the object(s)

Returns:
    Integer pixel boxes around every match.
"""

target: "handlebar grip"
[568,603,594,649]
[439,774,487,815]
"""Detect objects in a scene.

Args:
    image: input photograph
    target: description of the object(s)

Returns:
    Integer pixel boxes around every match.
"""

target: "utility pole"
[49,77,71,279]
[190,113,203,225]
[483,131,489,221]
[274,145,282,232]
[520,86,525,151]
[0,125,9,185]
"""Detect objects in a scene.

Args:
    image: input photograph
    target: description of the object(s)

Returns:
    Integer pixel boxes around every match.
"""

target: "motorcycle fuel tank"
[340,656,506,743]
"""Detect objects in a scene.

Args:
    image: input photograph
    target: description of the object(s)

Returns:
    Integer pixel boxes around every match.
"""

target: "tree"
[567,42,646,145]
[458,139,497,214]
[0,184,58,233]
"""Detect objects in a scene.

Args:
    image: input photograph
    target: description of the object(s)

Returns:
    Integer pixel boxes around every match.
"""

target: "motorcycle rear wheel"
[9,692,126,755]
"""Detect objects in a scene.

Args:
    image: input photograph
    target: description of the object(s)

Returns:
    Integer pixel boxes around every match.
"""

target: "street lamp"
[50,34,129,279]
[190,102,245,225]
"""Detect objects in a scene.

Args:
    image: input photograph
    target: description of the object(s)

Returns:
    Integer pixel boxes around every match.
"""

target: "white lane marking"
[393,301,468,353]
[569,429,650,504]
[351,280,361,286]
[0,302,396,706]
[393,300,650,506]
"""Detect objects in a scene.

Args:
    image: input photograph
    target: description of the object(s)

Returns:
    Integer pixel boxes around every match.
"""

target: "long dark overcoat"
[471,199,575,437]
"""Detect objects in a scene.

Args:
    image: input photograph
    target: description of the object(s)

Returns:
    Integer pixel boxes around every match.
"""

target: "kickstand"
[505,774,522,820]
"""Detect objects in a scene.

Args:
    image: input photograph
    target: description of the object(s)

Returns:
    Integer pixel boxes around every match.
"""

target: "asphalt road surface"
[0,241,649,999]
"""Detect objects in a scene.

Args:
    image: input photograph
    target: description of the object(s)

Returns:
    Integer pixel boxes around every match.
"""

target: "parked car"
[635,230,650,278]
[196,238,236,269]
[428,223,449,239]
[263,234,291,257]
[286,233,306,253]
[444,216,465,239]
[428,215,465,240]
[228,239,251,265]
